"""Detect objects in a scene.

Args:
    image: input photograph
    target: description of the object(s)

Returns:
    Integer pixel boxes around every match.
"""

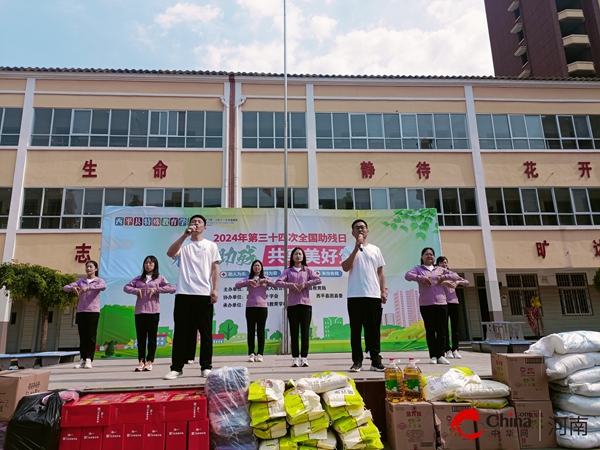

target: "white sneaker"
[248,353,255,362]
[187,360,194,364]
[256,354,263,362]
[445,350,454,359]
[201,369,211,377]
[84,359,93,369]
[430,357,437,364]
[292,358,300,367]
[365,351,371,360]
[438,356,450,365]
[301,357,309,367]
[74,359,85,369]
[163,370,183,380]
[453,350,462,359]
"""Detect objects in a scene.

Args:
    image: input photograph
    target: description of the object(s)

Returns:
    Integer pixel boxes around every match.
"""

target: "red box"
[160,390,207,422]
[166,421,187,450]
[81,427,103,450]
[61,393,129,427]
[111,391,170,424]
[103,424,124,450]
[145,422,166,450]
[123,423,144,447]
[59,427,81,450]
[189,420,209,450]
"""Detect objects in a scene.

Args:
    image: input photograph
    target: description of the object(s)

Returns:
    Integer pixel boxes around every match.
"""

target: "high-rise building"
[484,0,600,77]
[394,290,422,328]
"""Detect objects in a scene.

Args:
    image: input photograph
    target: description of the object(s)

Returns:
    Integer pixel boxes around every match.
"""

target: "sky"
[0,0,494,76]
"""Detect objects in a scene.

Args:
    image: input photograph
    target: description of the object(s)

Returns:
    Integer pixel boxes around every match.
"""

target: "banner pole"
[281,0,289,355]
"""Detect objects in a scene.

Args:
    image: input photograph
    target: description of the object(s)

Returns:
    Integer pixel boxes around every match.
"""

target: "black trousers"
[135,313,160,362]
[76,312,100,361]
[186,329,197,361]
[420,305,448,359]
[348,297,382,366]
[246,307,268,355]
[171,294,213,372]
[446,303,461,352]
[288,305,311,358]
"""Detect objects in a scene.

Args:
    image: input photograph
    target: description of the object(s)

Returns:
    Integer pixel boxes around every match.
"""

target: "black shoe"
[370,362,385,372]
[350,363,362,372]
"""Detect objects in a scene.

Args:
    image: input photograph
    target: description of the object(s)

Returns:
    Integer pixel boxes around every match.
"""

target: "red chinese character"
[361,161,375,178]
[579,161,592,178]
[75,243,92,263]
[593,240,600,257]
[416,161,431,179]
[523,161,539,179]
[82,160,97,178]
[153,160,168,179]
[536,240,549,259]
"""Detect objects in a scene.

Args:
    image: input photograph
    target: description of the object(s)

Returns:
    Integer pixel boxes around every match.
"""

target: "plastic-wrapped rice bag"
[294,372,350,394]
[249,379,286,402]
[321,383,364,408]
[253,417,288,439]
[322,402,364,422]
[302,429,337,449]
[422,367,480,401]
[339,420,382,450]
[453,398,508,409]
[290,413,330,437]
[258,436,298,450]
[290,427,328,443]
[454,380,510,399]
[333,409,372,434]
[284,388,322,422]
[250,398,286,426]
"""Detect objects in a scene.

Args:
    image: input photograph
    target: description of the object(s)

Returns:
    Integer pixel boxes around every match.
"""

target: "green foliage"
[0,261,78,309]
[97,305,136,345]
[218,319,238,340]
[270,330,282,340]
[594,268,600,294]
[328,323,350,340]
[381,208,438,241]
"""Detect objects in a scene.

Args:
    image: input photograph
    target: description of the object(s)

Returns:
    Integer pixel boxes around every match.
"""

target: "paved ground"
[46,350,494,391]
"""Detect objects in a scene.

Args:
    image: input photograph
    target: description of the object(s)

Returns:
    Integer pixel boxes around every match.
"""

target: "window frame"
[557,273,593,316]
[506,274,540,317]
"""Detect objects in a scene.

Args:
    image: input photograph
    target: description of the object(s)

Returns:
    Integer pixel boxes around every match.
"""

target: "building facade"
[0,68,599,352]
[484,0,600,77]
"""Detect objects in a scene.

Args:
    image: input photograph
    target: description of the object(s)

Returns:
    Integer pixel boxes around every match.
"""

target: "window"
[0,108,22,146]
[315,113,469,150]
[242,112,307,149]
[20,187,221,229]
[31,108,223,148]
[506,274,539,316]
[477,114,600,149]
[557,273,592,315]
[0,188,11,228]
[241,188,308,208]
[486,187,600,226]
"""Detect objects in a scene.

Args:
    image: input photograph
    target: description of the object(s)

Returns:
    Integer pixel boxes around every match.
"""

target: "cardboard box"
[111,391,170,424]
[386,401,436,450]
[0,369,50,421]
[509,400,557,448]
[81,427,103,450]
[58,427,81,450]
[188,420,209,450]
[123,423,144,447]
[166,421,187,450]
[145,422,166,450]
[103,424,124,450]
[431,402,477,450]
[61,393,129,427]
[474,407,520,450]
[491,353,549,400]
[160,390,207,422]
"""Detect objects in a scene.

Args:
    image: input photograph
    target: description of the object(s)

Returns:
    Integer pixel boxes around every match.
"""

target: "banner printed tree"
[381,208,438,241]
[218,319,239,340]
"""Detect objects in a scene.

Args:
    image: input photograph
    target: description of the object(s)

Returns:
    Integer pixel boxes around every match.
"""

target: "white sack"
[454,380,510,399]
[552,381,600,397]
[527,331,600,357]
[551,392,600,415]
[545,353,600,381]
[423,368,481,401]
[555,366,600,386]
[555,409,600,432]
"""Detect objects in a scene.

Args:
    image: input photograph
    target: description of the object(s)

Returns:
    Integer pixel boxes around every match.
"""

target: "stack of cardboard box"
[59,389,208,450]
[0,370,51,422]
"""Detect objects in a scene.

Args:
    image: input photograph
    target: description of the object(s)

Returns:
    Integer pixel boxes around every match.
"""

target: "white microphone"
[358,233,364,252]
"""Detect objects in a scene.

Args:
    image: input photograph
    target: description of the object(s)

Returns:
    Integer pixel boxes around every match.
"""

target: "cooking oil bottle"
[385,358,402,402]
[403,358,422,401]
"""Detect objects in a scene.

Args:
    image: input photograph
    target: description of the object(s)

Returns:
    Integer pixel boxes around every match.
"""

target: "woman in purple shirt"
[235,260,276,363]
[124,255,176,372]
[405,247,464,365]
[276,248,322,368]
[63,260,106,369]
[437,256,470,360]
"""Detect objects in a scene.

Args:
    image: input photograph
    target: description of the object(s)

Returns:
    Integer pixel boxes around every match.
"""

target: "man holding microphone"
[341,219,387,372]
[164,214,221,380]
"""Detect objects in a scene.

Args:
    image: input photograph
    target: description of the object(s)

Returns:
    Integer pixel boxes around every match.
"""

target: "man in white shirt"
[341,219,387,373]
[164,214,221,380]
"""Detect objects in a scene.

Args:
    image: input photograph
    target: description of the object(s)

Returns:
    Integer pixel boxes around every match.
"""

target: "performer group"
[63,214,467,377]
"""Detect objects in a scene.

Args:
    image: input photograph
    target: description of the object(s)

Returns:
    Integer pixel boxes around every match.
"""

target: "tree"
[218,319,238,340]
[0,262,78,351]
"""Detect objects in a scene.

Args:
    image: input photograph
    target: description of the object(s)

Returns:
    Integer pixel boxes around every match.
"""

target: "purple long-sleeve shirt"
[63,277,106,313]
[235,276,277,308]
[443,279,470,304]
[276,266,322,307]
[404,265,464,306]
[123,275,176,314]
